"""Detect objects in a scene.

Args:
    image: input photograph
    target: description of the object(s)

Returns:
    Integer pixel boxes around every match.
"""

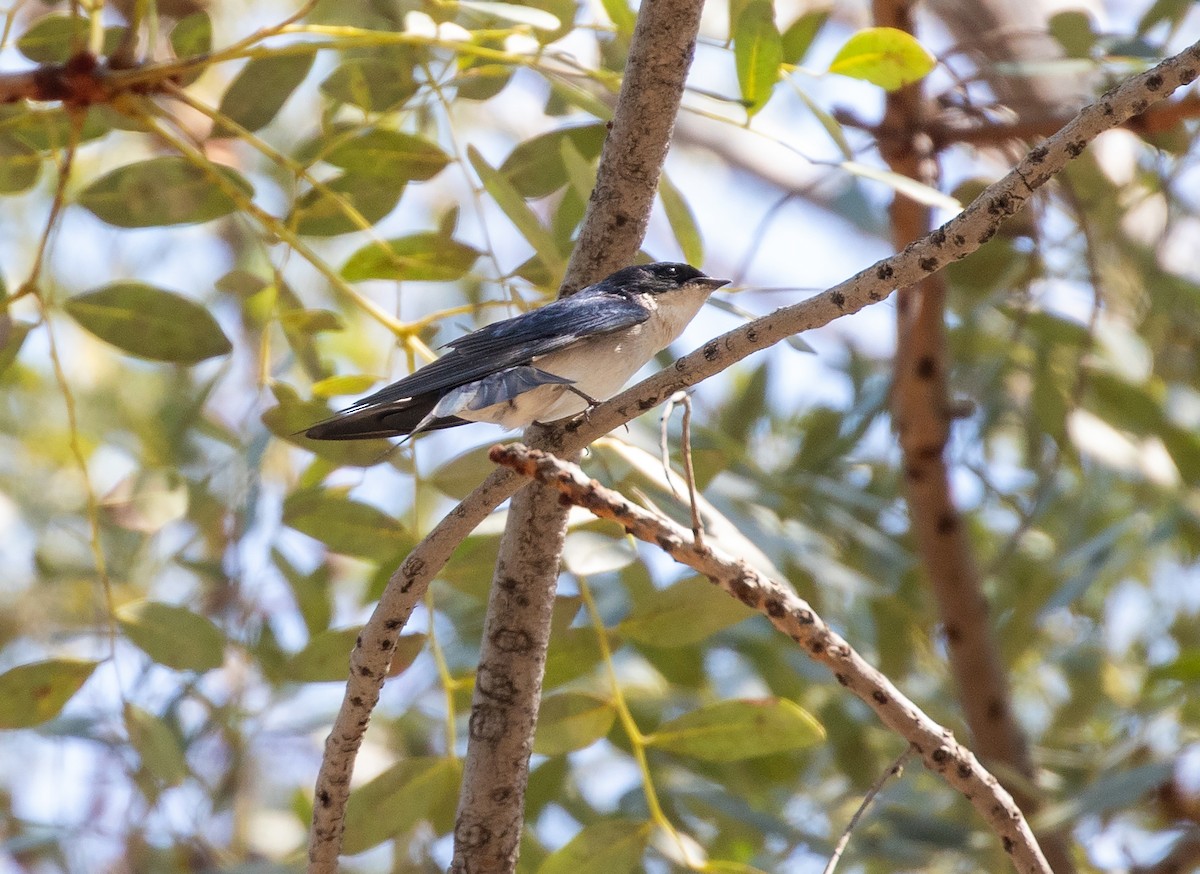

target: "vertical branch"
[449,1,710,872]
[872,1,1076,871]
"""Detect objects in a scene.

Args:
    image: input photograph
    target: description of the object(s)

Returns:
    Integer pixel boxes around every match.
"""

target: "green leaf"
[285,627,362,682]
[342,757,461,854]
[454,62,516,101]
[599,0,636,32]
[0,105,110,153]
[534,692,616,755]
[559,138,597,202]
[291,173,405,236]
[469,146,565,280]
[827,27,936,91]
[0,659,98,729]
[1048,10,1096,59]
[538,819,651,874]
[274,548,332,636]
[543,626,607,690]
[780,9,829,65]
[388,633,427,676]
[215,52,315,134]
[1162,425,1200,485]
[734,2,782,115]
[1086,371,1164,435]
[64,283,232,364]
[321,57,419,112]
[647,698,824,761]
[168,13,211,86]
[17,15,124,63]
[311,374,378,398]
[125,705,188,786]
[1038,763,1174,829]
[283,488,410,562]
[170,12,212,57]
[341,232,481,282]
[77,157,253,227]
[324,130,451,182]
[499,124,607,198]
[620,577,756,647]
[838,160,961,210]
[1010,308,1092,347]
[278,308,343,335]
[659,173,704,265]
[790,83,853,160]
[1152,647,1200,682]
[429,444,500,499]
[116,601,226,672]
[0,138,41,194]
[0,319,33,377]
[1137,0,1192,36]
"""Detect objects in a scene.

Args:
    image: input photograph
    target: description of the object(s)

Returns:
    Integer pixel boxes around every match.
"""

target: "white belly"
[457,285,711,428]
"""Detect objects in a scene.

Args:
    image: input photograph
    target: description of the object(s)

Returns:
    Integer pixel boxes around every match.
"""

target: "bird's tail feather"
[304,397,464,440]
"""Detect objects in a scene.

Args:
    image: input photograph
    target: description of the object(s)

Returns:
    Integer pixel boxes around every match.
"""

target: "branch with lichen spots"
[490,442,1052,874]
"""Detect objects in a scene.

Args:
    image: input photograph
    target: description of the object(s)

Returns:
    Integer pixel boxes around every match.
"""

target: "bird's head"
[598,262,730,296]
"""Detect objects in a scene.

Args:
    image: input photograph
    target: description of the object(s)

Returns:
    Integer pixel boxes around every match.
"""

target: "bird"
[304,262,730,440]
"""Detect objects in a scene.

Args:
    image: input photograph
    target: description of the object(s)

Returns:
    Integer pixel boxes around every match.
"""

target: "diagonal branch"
[307,39,1200,871]
[489,442,1052,874]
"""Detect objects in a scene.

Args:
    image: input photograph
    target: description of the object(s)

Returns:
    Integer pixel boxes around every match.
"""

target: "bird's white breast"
[454,284,713,428]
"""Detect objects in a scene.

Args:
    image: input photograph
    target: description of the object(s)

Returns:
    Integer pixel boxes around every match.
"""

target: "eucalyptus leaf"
[64,283,232,364]
[647,698,824,761]
[538,819,651,874]
[283,488,410,562]
[621,577,755,647]
[116,601,226,672]
[341,232,481,281]
[77,157,252,227]
[533,692,616,755]
[342,758,461,854]
[215,52,316,134]
[827,26,936,91]
[734,1,782,115]
[0,660,98,729]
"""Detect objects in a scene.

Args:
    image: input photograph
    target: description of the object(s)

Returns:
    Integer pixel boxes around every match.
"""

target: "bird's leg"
[563,384,602,407]
[533,385,603,429]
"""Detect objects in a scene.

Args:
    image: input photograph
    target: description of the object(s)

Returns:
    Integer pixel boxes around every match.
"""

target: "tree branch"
[307,39,1200,870]
[452,0,709,868]
[489,442,1052,874]
[871,0,1076,870]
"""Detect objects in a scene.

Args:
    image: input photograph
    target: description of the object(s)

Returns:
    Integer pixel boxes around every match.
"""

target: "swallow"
[305,262,729,440]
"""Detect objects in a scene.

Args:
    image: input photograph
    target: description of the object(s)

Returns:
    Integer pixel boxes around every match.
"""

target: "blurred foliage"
[0,0,1198,872]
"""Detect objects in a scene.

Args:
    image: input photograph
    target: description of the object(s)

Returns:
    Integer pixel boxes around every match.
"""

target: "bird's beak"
[694,277,731,291]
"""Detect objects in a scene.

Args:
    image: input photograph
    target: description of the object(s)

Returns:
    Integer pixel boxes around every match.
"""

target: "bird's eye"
[664,266,678,276]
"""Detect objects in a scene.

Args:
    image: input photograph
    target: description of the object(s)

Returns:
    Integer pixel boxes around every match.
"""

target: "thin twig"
[678,393,704,549]
[822,745,914,874]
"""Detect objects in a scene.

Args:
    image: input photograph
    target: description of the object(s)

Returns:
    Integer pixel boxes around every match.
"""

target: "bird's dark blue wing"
[304,287,647,439]
[348,288,647,407]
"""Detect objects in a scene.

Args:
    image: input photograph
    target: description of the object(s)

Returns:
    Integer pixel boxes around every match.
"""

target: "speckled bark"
[559,0,703,295]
